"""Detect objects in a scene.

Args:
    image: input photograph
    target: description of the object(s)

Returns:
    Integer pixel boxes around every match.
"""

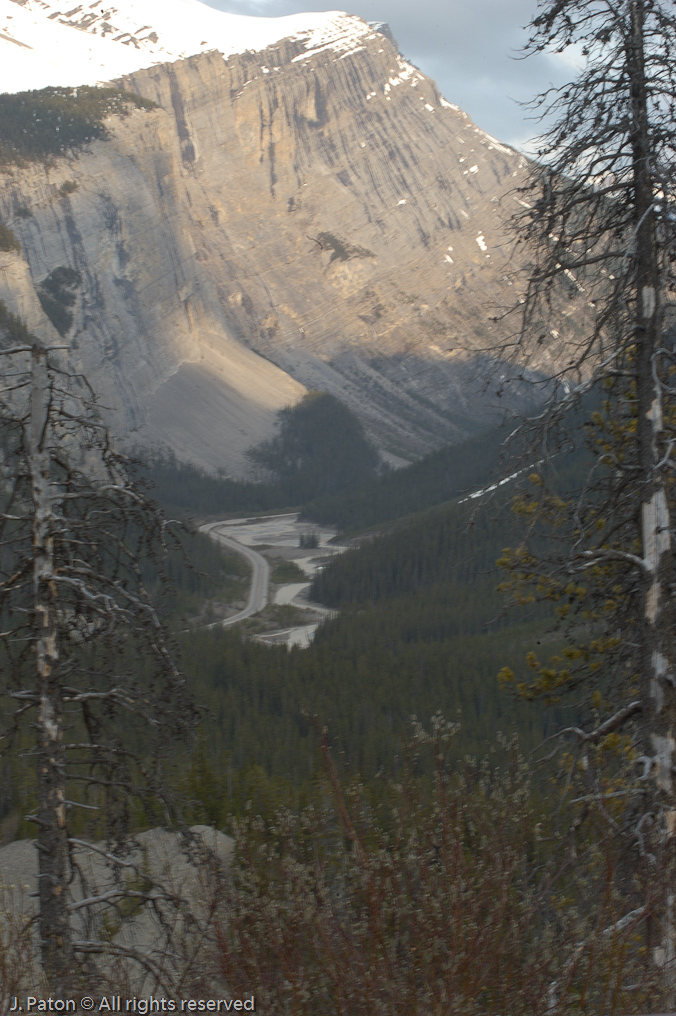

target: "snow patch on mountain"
[0,0,370,92]
[290,11,376,63]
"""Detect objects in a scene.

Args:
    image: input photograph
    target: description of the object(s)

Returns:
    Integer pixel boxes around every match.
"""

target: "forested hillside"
[4,489,555,829]
[175,490,564,823]
[310,497,513,606]
[131,406,581,826]
[303,426,503,530]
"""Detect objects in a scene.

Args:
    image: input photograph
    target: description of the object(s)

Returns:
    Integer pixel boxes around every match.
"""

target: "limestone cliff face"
[0,21,545,471]
[0,92,305,475]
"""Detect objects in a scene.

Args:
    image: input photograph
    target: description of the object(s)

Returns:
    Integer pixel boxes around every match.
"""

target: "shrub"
[215,718,668,1015]
[271,560,307,583]
[0,223,20,253]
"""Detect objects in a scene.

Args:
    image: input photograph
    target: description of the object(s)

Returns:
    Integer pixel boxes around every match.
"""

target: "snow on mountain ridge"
[0,0,370,93]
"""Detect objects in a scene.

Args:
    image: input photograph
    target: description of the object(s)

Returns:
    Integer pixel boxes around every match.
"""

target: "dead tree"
[0,304,197,994]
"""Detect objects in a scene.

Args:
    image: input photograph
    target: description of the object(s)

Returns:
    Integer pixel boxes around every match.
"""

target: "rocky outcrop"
[0,20,554,472]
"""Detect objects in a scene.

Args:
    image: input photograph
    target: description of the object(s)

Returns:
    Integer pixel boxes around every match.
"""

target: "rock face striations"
[0,4,543,473]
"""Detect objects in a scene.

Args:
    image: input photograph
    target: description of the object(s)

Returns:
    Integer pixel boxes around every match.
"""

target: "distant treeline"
[141,527,249,625]
[143,392,381,519]
[306,431,595,609]
[143,457,278,518]
[303,427,504,530]
[144,394,506,532]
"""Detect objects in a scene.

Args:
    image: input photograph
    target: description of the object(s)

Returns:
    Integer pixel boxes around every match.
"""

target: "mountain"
[0,0,558,475]
[0,0,365,91]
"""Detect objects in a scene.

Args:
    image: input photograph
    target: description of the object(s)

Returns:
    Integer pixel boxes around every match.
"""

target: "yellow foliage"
[600,732,622,753]
[498,666,515,686]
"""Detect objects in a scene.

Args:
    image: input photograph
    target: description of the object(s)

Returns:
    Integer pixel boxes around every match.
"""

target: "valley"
[0,0,550,887]
[199,512,346,646]
[1,0,668,1008]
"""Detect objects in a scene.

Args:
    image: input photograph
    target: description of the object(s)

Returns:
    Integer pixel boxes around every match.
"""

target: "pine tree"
[496,0,676,992]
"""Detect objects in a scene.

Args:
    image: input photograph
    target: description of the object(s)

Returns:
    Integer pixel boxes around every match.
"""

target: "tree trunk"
[628,0,676,999]
[628,0,676,805]
[28,345,75,991]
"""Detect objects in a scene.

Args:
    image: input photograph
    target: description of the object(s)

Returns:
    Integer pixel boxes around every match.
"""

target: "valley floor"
[199,514,347,647]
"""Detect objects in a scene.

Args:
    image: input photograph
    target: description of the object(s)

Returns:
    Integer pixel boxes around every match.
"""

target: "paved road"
[199,521,270,628]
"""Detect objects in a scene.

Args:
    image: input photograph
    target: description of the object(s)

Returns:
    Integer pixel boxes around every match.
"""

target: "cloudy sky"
[201,0,576,149]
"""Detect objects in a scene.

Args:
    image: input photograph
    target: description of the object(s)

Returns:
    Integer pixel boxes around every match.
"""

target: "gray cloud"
[200,0,573,147]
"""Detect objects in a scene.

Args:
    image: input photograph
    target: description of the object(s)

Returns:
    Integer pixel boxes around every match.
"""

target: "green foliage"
[271,560,306,583]
[37,266,82,336]
[142,454,279,518]
[310,496,514,607]
[181,619,547,806]
[248,392,379,503]
[0,86,157,165]
[0,223,20,253]
[304,426,503,530]
[140,527,249,626]
[179,497,559,801]
[497,402,639,713]
[58,179,78,195]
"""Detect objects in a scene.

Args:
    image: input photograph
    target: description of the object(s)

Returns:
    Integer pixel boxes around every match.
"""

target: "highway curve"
[199,521,270,628]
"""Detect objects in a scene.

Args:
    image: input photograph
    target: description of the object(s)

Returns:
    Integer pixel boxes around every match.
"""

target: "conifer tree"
[497,0,676,987]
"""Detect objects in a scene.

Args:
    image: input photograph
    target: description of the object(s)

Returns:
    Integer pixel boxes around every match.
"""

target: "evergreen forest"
[141,404,569,821]
[4,0,676,998]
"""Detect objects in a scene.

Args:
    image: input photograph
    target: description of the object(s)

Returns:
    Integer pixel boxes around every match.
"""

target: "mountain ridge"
[0,0,372,92]
[0,2,569,474]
